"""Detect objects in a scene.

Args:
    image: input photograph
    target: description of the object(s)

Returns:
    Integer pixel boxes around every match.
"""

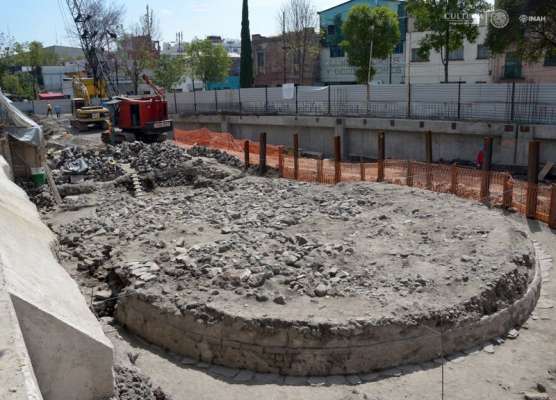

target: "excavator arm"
[72,77,90,105]
[142,74,165,98]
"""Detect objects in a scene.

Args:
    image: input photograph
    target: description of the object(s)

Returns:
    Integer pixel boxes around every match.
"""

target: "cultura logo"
[489,9,510,29]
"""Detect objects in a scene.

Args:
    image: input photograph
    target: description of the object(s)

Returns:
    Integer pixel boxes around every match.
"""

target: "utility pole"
[282,11,287,84]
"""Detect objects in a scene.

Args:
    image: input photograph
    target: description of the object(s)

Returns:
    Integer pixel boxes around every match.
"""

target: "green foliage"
[240,0,253,88]
[485,0,556,62]
[185,39,231,88]
[0,39,59,98]
[153,55,186,91]
[340,5,400,83]
[1,72,35,99]
[406,0,489,82]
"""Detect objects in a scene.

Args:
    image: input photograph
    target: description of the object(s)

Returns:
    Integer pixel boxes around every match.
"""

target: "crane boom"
[142,74,165,98]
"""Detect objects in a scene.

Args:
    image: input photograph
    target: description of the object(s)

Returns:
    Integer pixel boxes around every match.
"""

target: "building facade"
[406,21,492,84]
[252,31,320,87]
[491,52,556,83]
[318,0,407,85]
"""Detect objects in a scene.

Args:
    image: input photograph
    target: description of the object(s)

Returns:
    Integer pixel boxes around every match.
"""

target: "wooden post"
[278,147,284,178]
[259,132,267,176]
[425,130,433,190]
[377,131,385,182]
[243,140,250,170]
[450,163,458,194]
[526,140,540,218]
[407,161,414,187]
[334,136,341,184]
[480,137,493,204]
[317,158,324,183]
[503,173,513,209]
[293,133,299,180]
[360,158,365,181]
[549,185,556,229]
[425,130,432,163]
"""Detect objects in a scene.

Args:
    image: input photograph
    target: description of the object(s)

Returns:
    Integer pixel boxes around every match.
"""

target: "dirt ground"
[103,214,555,400]
[26,120,556,400]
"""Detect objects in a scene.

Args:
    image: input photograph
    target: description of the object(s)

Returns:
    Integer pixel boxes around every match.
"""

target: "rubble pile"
[186,145,242,168]
[15,178,55,211]
[52,175,534,325]
[48,146,124,184]
[113,366,173,400]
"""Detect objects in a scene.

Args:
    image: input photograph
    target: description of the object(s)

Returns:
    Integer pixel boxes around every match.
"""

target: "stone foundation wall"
[115,251,541,376]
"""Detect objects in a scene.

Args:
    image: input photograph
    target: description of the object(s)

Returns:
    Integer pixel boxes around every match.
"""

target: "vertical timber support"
[526,140,540,218]
[450,163,458,194]
[259,132,267,176]
[293,133,299,180]
[360,157,365,181]
[503,173,513,209]
[549,185,556,229]
[377,131,385,182]
[317,158,324,184]
[243,140,250,170]
[480,137,493,204]
[334,136,341,184]
[407,161,414,187]
[425,130,433,190]
[278,147,284,178]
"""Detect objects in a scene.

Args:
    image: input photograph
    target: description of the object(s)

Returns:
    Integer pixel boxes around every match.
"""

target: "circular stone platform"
[113,177,540,376]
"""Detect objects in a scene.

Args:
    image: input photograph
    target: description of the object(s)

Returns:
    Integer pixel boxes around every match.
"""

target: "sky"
[1,0,341,47]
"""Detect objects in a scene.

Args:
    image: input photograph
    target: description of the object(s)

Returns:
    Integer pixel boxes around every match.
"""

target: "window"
[477,44,490,60]
[448,47,464,61]
[330,45,344,58]
[257,51,265,68]
[327,25,336,35]
[504,53,523,79]
[544,51,556,66]
[411,48,428,62]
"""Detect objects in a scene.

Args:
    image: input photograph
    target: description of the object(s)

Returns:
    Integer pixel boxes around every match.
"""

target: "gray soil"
[25,118,553,400]
[47,155,535,330]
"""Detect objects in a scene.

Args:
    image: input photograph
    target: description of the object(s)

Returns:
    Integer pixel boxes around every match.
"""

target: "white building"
[406,21,492,83]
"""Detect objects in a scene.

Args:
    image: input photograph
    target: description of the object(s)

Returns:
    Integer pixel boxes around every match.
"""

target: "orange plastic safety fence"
[173,127,554,225]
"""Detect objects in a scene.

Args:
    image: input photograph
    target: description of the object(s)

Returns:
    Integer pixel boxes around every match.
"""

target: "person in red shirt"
[476,148,484,169]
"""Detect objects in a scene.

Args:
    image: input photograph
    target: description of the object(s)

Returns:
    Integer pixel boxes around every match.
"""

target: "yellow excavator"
[70,77,110,132]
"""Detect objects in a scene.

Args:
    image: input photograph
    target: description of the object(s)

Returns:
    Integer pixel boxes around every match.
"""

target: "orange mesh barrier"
[173,127,554,225]
[174,128,283,168]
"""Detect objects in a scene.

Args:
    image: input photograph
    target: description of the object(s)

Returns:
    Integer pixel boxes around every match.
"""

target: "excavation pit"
[99,175,541,376]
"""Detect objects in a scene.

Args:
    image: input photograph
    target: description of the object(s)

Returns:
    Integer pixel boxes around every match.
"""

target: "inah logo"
[490,9,510,29]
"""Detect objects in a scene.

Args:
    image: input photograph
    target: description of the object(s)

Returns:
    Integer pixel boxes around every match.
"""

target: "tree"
[185,39,231,89]
[485,0,556,62]
[340,5,400,83]
[118,6,159,94]
[278,0,319,83]
[407,0,489,83]
[153,54,186,92]
[240,0,253,88]
[0,73,35,99]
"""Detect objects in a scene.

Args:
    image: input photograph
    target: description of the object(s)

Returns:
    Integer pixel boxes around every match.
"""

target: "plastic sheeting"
[0,90,43,147]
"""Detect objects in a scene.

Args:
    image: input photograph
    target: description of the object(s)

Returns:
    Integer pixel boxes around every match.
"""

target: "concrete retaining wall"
[175,114,556,170]
[115,248,541,376]
[0,157,114,400]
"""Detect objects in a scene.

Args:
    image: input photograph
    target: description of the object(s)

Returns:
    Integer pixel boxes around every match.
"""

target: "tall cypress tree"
[240,0,253,88]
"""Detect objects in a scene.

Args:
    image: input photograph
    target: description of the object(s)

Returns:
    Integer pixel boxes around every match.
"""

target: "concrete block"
[0,160,114,400]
